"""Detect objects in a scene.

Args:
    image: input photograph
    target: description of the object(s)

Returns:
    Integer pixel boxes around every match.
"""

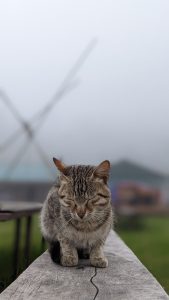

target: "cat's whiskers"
[91,214,112,230]
[56,217,73,232]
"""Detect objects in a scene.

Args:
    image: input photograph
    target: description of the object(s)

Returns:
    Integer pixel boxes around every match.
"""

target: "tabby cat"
[40,158,113,268]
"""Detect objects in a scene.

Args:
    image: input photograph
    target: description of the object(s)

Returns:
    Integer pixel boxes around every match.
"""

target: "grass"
[0,214,45,292]
[117,216,169,294]
[0,215,169,294]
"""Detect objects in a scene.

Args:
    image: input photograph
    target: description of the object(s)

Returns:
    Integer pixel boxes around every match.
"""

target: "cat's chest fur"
[62,225,106,248]
[59,216,112,249]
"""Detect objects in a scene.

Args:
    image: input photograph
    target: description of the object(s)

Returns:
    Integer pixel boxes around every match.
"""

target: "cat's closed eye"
[60,200,72,207]
[87,193,109,206]
[97,193,109,198]
[93,199,108,206]
[59,196,74,207]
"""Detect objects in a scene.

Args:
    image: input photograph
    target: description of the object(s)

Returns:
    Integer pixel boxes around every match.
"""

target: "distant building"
[109,160,169,215]
[0,164,56,203]
[109,160,168,188]
[0,181,52,203]
[1,160,169,207]
[111,182,164,215]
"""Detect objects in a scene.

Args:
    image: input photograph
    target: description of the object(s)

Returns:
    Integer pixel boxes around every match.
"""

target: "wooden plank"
[12,218,21,280]
[0,210,40,221]
[1,230,169,300]
[97,231,169,300]
[0,253,95,300]
[0,201,42,212]
[0,212,13,221]
[0,201,42,221]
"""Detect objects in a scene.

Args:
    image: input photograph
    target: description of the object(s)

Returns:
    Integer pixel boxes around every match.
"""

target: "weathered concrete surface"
[1,230,168,300]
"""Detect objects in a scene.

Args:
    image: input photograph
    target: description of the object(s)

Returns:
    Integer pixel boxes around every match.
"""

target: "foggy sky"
[0,0,169,174]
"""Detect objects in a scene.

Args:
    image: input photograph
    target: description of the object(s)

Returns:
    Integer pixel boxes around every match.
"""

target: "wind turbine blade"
[32,38,97,121]
[1,38,97,179]
[0,38,97,152]
[4,135,55,180]
[32,140,55,177]
[0,90,25,125]
[1,83,79,177]
[0,80,79,152]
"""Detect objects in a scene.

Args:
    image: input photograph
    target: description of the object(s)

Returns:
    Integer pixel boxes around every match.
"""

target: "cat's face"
[53,158,111,222]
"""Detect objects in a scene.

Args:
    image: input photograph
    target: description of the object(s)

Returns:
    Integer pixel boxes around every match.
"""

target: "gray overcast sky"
[0,0,169,174]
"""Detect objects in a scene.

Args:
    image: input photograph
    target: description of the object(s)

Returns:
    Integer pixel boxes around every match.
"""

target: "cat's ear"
[53,157,70,182]
[93,160,110,183]
[53,157,67,174]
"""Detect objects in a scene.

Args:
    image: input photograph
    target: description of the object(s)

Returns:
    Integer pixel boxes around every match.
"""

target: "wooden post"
[13,218,21,280]
[41,236,46,253]
[24,216,32,268]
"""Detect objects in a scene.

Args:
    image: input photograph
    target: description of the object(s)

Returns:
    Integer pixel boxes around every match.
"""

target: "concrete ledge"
[1,230,169,300]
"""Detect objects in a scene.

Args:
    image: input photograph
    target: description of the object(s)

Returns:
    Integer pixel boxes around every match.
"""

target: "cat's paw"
[90,256,108,268]
[61,255,78,267]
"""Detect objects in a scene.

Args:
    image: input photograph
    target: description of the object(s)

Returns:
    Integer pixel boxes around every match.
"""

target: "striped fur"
[40,160,113,268]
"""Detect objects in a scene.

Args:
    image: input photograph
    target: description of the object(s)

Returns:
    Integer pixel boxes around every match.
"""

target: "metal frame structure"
[0,39,97,180]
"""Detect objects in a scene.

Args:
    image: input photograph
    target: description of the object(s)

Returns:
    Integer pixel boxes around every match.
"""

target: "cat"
[40,158,113,268]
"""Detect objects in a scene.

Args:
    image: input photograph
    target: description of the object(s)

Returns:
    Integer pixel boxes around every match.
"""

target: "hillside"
[109,160,168,187]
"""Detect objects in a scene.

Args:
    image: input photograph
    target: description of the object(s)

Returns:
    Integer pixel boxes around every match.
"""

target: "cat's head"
[53,158,111,222]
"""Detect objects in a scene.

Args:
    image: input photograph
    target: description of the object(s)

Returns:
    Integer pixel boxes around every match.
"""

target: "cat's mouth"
[70,212,88,222]
[74,215,87,222]
[70,209,95,223]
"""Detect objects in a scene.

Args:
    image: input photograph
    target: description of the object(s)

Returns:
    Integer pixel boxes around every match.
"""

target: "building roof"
[109,160,169,188]
[0,164,56,182]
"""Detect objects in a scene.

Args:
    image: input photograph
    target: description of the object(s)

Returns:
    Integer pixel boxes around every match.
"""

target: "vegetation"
[0,215,45,292]
[117,216,169,294]
[0,215,169,294]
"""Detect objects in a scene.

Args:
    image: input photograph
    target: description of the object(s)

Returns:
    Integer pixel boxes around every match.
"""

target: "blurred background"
[0,0,169,294]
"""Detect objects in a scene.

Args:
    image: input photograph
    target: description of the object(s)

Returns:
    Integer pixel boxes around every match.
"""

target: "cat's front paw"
[90,256,108,268]
[61,255,78,267]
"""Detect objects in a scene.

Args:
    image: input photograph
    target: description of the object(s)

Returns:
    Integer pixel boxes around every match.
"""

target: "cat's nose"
[77,210,86,219]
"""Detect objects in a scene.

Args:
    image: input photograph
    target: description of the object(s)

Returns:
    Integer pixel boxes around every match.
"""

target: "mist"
[0,0,169,175]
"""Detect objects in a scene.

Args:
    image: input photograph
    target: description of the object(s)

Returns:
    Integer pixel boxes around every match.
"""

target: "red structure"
[112,182,168,216]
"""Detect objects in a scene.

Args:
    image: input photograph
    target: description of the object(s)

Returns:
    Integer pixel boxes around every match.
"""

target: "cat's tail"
[78,248,89,259]
[49,241,60,264]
